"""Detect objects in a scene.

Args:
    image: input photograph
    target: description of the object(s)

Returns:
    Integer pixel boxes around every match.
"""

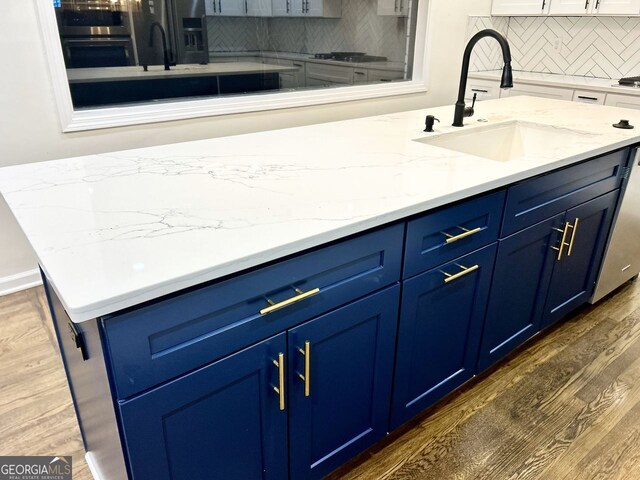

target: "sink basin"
[416,121,597,162]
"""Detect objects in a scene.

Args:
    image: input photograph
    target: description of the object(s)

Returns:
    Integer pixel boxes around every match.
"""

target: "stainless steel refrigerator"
[132,0,208,67]
[590,147,640,303]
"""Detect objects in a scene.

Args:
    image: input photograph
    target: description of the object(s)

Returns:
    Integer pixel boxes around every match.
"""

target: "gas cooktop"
[619,75,640,87]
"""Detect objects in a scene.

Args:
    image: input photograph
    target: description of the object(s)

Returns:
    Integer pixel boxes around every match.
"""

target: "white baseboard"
[0,269,42,296]
[85,452,104,480]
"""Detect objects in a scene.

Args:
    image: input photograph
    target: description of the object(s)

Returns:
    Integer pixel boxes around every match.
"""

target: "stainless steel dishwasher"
[591,147,640,303]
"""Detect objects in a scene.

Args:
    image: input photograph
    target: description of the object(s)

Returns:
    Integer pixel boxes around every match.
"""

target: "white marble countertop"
[470,70,640,96]
[66,62,299,83]
[1,96,639,322]
[209,51,406,72]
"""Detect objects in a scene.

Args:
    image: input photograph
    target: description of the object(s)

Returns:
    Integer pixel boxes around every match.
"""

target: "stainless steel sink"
[415,121,598,162]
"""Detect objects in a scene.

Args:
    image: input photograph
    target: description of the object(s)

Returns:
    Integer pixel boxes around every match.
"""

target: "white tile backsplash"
[207,0,409,61]
[468,15,640,79]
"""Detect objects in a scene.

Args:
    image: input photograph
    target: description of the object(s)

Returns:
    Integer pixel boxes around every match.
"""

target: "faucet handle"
[464,92,477,118]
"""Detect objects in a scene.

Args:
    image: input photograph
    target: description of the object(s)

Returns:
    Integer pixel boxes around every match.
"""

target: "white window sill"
[62,81,428,132]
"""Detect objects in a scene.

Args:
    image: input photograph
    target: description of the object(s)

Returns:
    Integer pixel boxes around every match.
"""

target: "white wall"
[0,0,492,293]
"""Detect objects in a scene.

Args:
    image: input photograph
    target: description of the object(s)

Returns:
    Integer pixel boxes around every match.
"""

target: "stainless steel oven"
[56,0,136,68]
[61,36,135,68]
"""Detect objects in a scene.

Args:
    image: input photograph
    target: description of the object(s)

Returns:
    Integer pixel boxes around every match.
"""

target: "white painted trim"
[85,452,105,480]
[33,0,433,132]
[0,269,42,296]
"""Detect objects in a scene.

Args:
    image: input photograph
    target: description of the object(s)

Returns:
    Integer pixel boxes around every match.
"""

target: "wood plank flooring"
[1,279,640,480]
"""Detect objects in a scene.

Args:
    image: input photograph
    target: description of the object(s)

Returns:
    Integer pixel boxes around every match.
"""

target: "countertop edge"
[57,137,639,323]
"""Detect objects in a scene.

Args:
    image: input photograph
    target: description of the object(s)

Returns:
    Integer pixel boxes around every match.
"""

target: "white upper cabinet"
[593,0,640,15]
[206,0,246,16]
[378,0,411,16]
[271,0,292,15]
[548,0,640,14]
[548,0,592,14]
[491,0,550,15]
[206,0,272,16]
[291,0,341,17]
[247,0,273,16]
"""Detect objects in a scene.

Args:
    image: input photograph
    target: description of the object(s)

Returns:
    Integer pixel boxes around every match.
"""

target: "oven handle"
[63,37,133,44]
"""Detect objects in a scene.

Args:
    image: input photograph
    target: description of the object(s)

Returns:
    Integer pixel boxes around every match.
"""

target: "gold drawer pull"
[551,221,571,261]
[272,353,285,411]
[567,218,579,256]
[297,341,311,397]
[443,226,482,244]
[442,264,479,283]
[260,287,320,315]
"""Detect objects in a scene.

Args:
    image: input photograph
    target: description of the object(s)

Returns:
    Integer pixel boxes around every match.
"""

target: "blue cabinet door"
[542,190,619,328]
[390,243,498,430]
[119,333,288,480]
[477,213,566,372]
[287,286,400,480]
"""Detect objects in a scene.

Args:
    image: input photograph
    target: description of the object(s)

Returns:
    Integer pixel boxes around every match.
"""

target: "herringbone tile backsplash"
[468,15,640,79]
[206,0,410,61]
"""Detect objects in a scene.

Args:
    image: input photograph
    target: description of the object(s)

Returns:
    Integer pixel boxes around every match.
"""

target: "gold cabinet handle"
[442,264,479,283]
[551,222,571,261]
[297,341,311,397]
[272,353,285,411]
[443,226,482,244]
[567,218,579,256]
[260,287,320,315]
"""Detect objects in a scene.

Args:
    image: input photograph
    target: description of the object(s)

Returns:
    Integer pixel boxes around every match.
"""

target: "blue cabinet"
[43,148,630,480]
[477,214,566,372]
[390,244,497,429]
[119,333,288,480]
[288,286,400,480]
[542,190,619,327]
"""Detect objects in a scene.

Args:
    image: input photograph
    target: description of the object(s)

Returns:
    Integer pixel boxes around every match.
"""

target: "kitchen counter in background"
[0,97,639,322]
[66,62,299,83]
[470,70,640,97]
[209,50,407,73]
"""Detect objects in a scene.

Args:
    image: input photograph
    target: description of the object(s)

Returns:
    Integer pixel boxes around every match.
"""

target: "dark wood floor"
[1,280,639,480]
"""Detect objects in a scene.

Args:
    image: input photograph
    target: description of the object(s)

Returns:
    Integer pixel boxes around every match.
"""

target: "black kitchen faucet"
[453,29,514,127]
[149,21,172,71]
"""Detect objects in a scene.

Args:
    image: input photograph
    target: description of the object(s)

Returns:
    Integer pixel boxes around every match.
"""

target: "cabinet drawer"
[502,149,629,236]
[104,224,403,399]
[403,190,505,278]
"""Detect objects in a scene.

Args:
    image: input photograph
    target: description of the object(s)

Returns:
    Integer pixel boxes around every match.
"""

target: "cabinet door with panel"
[594,0,640,14]
[390,244,498,429]
[542,190,619,327]
[247,0,272,16]
[549,0,592,14]
[500,83,573,101]
[272,0,292,15]
[119,333,288,480]
[605,93,640,110]
[477,214,566,372]
[378,0,410,16]
[492,0,549,15]
[288,286,400,480]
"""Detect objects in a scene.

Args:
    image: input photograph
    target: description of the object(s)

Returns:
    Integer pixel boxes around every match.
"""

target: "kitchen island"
[0,97,639,480]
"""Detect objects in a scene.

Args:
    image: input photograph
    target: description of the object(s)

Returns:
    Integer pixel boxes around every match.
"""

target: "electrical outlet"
[553,36,563,52]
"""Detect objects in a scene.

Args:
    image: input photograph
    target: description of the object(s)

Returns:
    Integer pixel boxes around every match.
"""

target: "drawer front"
[573,90,606,105]
[104,224,404,399]
[403,190,505,279]
[502,149,629,236]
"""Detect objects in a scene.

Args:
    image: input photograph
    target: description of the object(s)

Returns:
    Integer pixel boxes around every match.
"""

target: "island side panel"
[42,270,129,480]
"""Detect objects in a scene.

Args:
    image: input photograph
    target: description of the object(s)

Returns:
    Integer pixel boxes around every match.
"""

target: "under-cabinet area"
[43,144,634,480]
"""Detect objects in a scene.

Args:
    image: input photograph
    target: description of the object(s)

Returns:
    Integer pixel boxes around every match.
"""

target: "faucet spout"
[453,29,513,127]
[149,21,172,71]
